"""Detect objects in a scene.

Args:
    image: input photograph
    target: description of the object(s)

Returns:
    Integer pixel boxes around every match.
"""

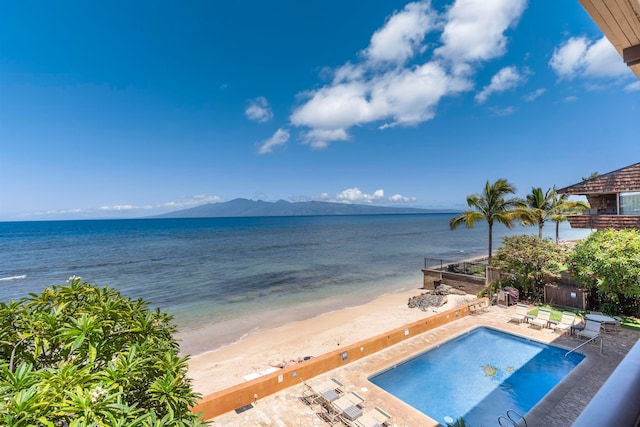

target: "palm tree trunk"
[555,221,560,243]
[488,222,493,263]
[538,222,543,239]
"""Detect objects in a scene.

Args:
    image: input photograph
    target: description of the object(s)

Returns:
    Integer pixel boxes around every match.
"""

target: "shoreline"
[186,284,476,395]
[176,274,422,356]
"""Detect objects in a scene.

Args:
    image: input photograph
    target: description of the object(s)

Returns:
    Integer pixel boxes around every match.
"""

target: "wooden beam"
[613,0,640,43]
[624,44,640,65]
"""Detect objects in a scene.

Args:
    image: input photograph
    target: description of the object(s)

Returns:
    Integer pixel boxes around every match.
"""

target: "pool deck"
[207,304,640,426]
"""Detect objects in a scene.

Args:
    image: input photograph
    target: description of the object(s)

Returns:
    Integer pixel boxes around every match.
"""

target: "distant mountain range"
[153,198,453,218]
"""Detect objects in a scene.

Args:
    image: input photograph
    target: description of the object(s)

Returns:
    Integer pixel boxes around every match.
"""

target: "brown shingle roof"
[558,162,640,195]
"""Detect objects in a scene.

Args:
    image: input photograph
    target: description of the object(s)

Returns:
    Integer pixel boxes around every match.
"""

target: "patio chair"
[577,319,601,340]
[509,304,530,324]
[301,377,344,406]
[328,392,365,424]
[554,312,576,335]
[529,309,551,329]
[602,316,622,333]
[353,407,392,427]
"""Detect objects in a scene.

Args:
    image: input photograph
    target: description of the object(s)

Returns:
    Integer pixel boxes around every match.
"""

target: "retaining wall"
[422,268,487,294]
[191,298,489,420]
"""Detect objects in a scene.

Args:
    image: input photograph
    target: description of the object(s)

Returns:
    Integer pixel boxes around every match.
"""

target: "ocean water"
[0,214,589,354]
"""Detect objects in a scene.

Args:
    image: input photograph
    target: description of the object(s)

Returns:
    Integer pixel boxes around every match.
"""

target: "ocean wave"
[0,274,26,282]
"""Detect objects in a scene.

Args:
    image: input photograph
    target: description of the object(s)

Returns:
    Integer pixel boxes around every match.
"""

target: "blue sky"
[1,0,638,221]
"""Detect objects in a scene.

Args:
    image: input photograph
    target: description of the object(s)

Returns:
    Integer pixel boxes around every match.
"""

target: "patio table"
[585,313,615,323]
[585,313,618,333]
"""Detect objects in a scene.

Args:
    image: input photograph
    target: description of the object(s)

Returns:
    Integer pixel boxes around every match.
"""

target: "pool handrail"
[565,335,603,358]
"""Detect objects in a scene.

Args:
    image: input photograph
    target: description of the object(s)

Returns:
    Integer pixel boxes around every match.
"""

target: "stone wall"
[422,269,486,295]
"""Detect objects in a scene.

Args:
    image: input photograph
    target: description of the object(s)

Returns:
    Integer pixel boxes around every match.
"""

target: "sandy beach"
[187,286,476,395]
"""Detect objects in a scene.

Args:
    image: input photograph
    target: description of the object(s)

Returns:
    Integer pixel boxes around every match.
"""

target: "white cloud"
[582,37,629,78]
[291,62,472,146]
[22,208,86,217]
[99,195,222,212]
[489,106,516,116]
[300,128,350,149]
[290,0,526,148]
[337,188,385,203]
[435,0,527,65]
[373,63,471,125]
[363,1,436,65]
[245,97,273,123]
[550,36,630,80]
[549,37,587,77]
[258,128,290,154]
[625,81,640,92]
[291,82,370,131]
[20,195,223,219]
[475,66,527,103]
[99,205,138,211]
[389,193,417,202]
[312,188,416,204]
[524,88,545,102]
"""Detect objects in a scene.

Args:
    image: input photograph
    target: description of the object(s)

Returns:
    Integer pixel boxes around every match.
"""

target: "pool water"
[369,327,584,426]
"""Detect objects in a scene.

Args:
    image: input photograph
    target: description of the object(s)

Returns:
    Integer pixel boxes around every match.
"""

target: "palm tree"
[521,187,555,239]
[549,188,589,243]
[449,179,524,263]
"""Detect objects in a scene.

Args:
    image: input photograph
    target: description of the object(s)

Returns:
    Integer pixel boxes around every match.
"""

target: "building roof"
[558,162,640,194]
[579,0,640,79]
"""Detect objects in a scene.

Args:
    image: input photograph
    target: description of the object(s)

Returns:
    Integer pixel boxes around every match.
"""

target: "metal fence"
[423,258,487,278]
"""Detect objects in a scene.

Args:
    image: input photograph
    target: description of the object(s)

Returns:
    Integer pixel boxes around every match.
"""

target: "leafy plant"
[446,416,472,427]
[491,234,568,298]
[568,229,640,316]
[0,277,208,426]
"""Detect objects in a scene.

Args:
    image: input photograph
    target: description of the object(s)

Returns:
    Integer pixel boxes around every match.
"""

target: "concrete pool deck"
[208,304,640,426]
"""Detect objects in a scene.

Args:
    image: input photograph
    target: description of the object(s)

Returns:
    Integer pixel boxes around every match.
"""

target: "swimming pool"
[369,327,585,426]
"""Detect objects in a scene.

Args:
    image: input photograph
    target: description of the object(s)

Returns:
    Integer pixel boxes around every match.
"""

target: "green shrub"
[568,228,640,316]
[0,277,208,426]
[491,235,568,298]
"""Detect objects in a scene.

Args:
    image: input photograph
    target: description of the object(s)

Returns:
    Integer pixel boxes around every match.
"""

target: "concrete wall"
[572,338,640,426]
[422,269,486,295]
[191,298,489,420]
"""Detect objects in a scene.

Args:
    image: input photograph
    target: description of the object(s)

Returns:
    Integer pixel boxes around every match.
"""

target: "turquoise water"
[369,327,585,426]
[0,215,589,354]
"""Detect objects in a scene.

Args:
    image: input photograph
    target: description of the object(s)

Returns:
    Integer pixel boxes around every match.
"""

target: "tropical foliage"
[445,417,471,427]
[548,188,589,243]
[0,277,208,426]
[521,187,555,239]
[450,179,524,263]
[568,229,640,316]
[491,234,568,297]
[520,186,588,241]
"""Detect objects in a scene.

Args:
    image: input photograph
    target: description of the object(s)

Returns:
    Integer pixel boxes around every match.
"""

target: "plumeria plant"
[0,277,208,426]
